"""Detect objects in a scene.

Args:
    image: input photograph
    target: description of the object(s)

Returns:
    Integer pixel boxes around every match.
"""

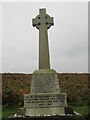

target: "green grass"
[2,106,17,119]
[2,104,23,119]
[69,100,88,116]
[73,105,88,115]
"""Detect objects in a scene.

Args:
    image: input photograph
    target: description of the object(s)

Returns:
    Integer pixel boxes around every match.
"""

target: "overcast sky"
[2,2,88,73]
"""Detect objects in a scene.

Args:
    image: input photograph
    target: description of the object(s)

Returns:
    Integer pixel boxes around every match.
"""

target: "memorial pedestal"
[23,69,67,116]
[15,69,67,116]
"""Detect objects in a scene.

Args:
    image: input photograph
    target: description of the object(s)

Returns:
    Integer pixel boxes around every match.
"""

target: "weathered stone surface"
[31,69,60,93]
[25,107,65,116]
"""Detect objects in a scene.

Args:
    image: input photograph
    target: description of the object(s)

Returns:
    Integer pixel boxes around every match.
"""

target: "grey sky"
[2,2,88,73]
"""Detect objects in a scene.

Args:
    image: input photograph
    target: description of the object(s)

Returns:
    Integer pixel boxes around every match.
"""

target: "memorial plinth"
[23,69,67,116]
[8,8,85,120]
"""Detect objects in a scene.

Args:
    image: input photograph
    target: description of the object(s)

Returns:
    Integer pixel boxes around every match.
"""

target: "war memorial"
[8,9,85,120]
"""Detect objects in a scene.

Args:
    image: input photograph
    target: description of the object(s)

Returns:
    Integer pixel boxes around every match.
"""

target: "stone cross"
[32,9,54,69]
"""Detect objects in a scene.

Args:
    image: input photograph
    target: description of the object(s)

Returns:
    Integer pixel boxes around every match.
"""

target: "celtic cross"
[32,9,54,69]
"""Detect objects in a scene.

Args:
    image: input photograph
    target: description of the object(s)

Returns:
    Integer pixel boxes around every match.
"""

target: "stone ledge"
[8,115,85,120]
[33,69,56,74]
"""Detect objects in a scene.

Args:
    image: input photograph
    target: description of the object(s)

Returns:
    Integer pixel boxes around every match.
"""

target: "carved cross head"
[32,9,54,30]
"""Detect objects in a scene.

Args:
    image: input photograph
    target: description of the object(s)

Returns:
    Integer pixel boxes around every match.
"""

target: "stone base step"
[8,115,85,120]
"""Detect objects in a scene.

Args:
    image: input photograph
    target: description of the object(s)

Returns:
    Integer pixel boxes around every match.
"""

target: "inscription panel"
[24,93,67,108]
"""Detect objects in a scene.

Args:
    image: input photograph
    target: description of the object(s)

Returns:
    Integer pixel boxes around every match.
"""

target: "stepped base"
[8,115,85,120]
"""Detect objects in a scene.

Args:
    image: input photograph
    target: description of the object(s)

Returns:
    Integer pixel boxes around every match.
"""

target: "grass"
[2,104,23,120]
[73,105,88,115]
[69,100,89,116]
[2,106,17,119]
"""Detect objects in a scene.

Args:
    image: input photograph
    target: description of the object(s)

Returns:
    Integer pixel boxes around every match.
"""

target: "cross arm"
[45,15,54,29]
[46,16,54,25]
[32,15,40,29]
[32,18,40,27]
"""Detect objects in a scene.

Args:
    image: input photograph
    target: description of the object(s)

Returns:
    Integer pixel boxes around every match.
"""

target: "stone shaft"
[39,29,50,69]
